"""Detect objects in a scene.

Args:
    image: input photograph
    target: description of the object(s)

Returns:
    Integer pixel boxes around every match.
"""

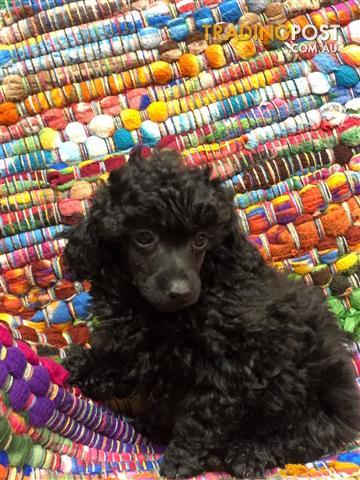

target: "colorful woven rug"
[0,0,360,478]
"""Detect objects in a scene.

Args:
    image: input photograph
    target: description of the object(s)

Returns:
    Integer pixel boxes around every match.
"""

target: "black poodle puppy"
[64,147,360,478]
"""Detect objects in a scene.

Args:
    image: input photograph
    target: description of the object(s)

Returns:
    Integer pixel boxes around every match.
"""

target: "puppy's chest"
[146,332,239,384]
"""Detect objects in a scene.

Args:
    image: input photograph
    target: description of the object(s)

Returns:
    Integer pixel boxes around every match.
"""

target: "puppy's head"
[64,148,234,312]
[125,227,208,312]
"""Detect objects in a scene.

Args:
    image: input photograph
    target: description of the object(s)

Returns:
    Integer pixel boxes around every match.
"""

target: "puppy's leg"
[160,414,222,479]
[224,439,281,478]
[282,406,360,465]
[223,415,338,479]
[225,403,360,479]
[280,340,360,464]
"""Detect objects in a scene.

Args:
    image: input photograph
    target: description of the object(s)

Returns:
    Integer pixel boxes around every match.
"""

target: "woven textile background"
[0,0,360,478]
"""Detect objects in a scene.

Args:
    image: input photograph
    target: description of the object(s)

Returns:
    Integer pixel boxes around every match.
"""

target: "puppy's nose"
[167,280,191,300]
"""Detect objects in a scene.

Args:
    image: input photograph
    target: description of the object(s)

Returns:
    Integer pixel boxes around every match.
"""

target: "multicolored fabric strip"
[0,0,360,477]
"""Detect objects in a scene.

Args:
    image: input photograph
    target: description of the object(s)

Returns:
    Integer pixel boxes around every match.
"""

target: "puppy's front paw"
[160,457,201,479]
[159,455,179,479]
[160,441,203,479]
[225,442,274,478]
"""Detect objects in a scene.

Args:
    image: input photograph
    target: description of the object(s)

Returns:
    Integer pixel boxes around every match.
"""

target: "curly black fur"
[64,148,360,478]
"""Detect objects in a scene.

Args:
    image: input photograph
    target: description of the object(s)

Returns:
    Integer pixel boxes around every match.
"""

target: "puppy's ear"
[225,216,267,274]
[207,181,267,276]
[152,146,182,164]
[128,145,151,164]
[63,186,116,281]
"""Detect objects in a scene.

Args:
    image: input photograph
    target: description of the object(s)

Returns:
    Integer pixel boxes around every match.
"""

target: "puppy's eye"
[193,233,208,249]
[134,231,156,247]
